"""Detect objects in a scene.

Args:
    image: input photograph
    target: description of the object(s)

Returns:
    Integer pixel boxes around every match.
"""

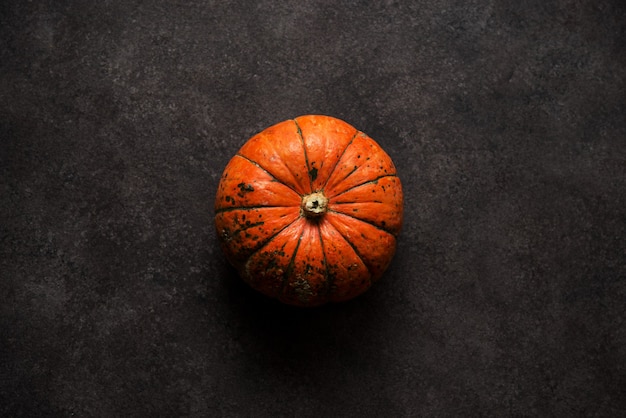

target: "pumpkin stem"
[301,192,328,218]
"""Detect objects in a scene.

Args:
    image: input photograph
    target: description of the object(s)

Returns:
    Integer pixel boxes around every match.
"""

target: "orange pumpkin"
[215,115,403,306]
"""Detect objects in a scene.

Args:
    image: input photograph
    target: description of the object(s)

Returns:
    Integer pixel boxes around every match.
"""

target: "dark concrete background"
[1,0,625,416]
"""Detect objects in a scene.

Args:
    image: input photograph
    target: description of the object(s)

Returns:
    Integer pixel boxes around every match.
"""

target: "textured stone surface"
[1,0,625,416]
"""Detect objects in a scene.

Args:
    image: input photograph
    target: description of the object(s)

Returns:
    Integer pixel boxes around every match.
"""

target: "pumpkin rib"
[245,214,304,263]
[215,204,297,214]
[293,119,315,192]
[323,134,398,199]
[215,207,301,269]
[279,223,305,296]
[236,153,303,197]
[326,211,397,282]
[262,125,311,195]
[326,174,400,200]
[323,218,374,284]
[316,222,333,301]
[319,130,359,191]
[327,207,396,236]
[320,222,372,301]
[243,217,306,299]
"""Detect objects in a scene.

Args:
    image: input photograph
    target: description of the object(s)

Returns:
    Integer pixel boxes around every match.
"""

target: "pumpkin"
[215,115,403,306]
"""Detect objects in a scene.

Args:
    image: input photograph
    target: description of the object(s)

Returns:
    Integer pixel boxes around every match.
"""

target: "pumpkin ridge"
[328,207,397,235]
[216,207,301,268]
[242,213,303,263]
[322,217,373,288]
[235,154,303,197]
[316,222,333,301]
[280,223,305,297]
[326,174,399,199]
[293,118,315,192]
[216,204,298,214]
[319,130,359,191]
[242,217,303,298]
[261,122,311,195]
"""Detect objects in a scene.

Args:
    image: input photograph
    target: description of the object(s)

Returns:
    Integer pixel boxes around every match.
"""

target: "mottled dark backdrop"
[1,0,625,416]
